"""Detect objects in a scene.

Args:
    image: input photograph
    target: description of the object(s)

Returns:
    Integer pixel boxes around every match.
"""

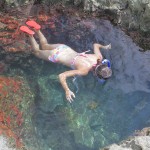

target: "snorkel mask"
[95,59,112,83]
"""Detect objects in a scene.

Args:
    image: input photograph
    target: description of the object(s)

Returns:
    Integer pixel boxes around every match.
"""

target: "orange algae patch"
[0,14,27,52]
[0,76,26,149]
[0,76,22,99]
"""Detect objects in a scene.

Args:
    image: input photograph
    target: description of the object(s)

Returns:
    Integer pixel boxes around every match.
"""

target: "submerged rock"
[37,75,64,112]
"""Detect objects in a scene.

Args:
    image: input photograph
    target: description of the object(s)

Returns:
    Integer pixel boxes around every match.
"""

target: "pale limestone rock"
[0,136,16,150]
[102,136,150,150]
[103,144,132,150]
[134,136,150,150]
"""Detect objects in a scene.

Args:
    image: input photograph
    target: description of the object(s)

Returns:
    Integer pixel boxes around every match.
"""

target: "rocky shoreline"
[102,127,150,150]
[1,127,150,150]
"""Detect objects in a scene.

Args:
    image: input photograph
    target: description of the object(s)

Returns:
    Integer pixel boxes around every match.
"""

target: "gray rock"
[101,128,150,150]
[72,0,150,33]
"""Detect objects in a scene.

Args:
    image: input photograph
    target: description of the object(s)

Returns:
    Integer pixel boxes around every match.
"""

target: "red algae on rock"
[0,14,28,53]
[0,76,34,149]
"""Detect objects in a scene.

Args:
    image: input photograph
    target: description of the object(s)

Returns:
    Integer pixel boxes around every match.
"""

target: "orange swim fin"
[26,20,41,30]
[20,26,35,35]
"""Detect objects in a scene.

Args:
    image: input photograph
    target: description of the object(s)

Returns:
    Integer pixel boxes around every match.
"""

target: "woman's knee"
[33,50,43,58]
[40,39,48,46]
[41,43,50,50]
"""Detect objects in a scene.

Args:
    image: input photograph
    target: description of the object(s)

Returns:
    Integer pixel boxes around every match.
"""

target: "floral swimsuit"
[48,44,69,63]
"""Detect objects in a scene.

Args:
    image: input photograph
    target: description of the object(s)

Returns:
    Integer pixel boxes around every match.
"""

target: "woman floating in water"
[20,20,112,102]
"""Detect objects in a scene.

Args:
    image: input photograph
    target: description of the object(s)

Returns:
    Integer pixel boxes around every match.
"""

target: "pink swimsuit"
[48,45,92,69]
[70,50,91,69]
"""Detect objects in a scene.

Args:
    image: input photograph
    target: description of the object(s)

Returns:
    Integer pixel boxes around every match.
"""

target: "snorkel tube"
[102,59,111,68]
[97,59,111,84]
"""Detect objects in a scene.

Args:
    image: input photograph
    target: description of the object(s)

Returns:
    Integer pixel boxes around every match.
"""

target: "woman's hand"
[66,89,75,103]
[59,69,88,103]
[104,43,111,50]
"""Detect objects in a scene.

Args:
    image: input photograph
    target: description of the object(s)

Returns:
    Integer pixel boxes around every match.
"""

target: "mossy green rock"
[37,75,64,112]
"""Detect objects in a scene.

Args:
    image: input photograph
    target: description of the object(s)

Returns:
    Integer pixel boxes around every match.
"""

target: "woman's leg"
[29,35,50,61]
[29,35,40,51]
[36,30,61,50]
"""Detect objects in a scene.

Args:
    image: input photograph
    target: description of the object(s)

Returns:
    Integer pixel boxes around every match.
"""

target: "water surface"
[3,16,150,150]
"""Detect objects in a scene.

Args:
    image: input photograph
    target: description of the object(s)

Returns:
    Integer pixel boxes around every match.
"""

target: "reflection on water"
[3,16,150,150]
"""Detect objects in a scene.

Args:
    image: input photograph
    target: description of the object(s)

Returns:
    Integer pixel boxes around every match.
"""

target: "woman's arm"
[93,43,111,60]
[59,69,89,102]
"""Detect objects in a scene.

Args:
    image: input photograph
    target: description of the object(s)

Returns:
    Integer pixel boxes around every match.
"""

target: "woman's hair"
[95,64,112,79]
[94,59,112,79]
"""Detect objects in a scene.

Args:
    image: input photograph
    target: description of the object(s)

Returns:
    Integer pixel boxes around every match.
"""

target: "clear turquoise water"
[2,16,150,150]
